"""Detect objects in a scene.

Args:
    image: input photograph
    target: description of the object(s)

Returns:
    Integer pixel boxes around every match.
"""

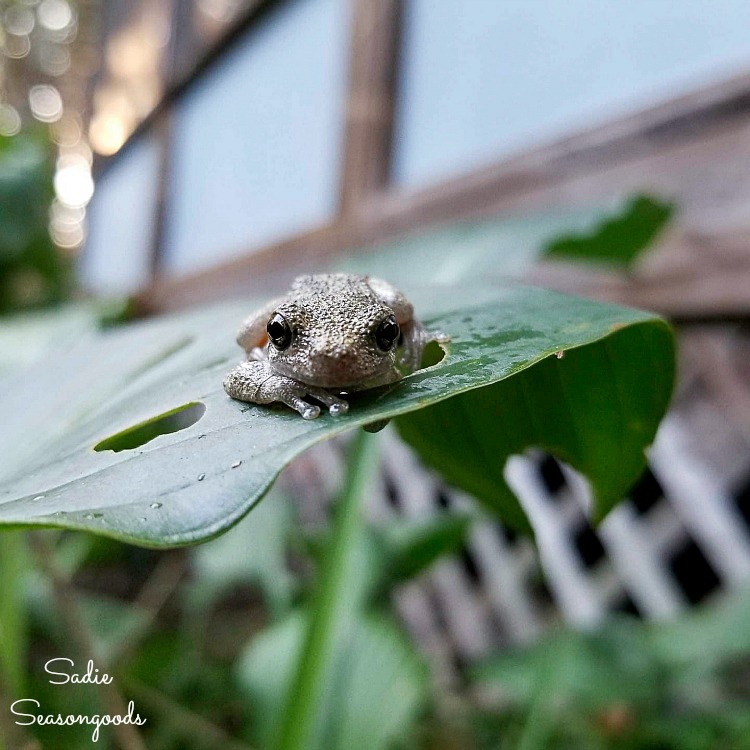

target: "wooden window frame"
[89,0,750,322]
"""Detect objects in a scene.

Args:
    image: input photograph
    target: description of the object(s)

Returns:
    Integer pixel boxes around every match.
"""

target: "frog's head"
[264,295,401,389]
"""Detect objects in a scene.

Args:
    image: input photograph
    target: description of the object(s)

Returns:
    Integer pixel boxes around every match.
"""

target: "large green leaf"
[0,302,100,377]
[397,303,674,529]
[0,285,673,545]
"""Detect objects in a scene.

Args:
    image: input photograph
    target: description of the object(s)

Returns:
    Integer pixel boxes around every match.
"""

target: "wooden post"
[338,0,402,216]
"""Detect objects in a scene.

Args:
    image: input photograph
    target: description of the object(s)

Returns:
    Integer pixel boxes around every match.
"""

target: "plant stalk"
[277,432,379,750]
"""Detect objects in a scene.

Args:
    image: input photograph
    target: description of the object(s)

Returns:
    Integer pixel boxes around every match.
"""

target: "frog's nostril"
[315,340,349,360]
[321,349,345,360]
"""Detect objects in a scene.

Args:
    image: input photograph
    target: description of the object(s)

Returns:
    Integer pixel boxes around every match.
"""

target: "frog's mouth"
[271,358,399,390]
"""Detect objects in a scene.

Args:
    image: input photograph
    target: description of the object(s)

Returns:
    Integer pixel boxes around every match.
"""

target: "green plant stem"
[0,531,28,697]
[29,533,148,750]
[277,432,379,750]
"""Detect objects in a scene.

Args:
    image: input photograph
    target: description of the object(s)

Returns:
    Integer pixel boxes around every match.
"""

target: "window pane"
[394,0,750,188]
[81,133,161,295]
[162,0,349,276]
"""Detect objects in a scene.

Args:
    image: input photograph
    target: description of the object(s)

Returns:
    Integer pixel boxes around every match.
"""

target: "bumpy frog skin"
[224,273,441,420]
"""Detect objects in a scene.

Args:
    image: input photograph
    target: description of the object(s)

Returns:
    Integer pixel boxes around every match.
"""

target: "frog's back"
[290,273,372,302]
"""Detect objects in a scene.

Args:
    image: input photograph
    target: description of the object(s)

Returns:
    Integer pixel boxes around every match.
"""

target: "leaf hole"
[93,402,206,453]
[419,340,447,369]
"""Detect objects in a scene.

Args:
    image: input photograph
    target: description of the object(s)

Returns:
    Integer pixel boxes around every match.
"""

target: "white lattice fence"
[282,365,750,685]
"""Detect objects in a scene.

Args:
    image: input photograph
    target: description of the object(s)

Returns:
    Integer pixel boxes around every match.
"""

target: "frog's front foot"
[224,361,349,420]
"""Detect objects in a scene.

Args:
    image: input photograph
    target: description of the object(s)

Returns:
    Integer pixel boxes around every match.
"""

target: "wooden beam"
[338,0,401,215]
[135,70,750,321]
[527,258,750,324]
[135,222,357,314]
[357,70,750,234]
[148,113,174,277]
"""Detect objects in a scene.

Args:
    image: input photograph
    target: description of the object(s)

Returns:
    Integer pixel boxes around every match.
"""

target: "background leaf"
[188,483,295,620]
[238,612,428,750]
[376,513,473,586]
[472,618,659,710]
[470,589,750,746]
[542,194,674,267]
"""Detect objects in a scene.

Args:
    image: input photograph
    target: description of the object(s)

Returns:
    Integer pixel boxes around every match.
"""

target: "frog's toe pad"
[328,402,349,416]
[300,404,321,420]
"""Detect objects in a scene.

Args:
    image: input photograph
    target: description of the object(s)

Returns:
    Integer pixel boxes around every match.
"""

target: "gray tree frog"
[224,273,443,420]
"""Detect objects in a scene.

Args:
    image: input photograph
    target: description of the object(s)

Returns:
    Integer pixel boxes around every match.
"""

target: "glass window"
[393,0,750,188]
[80,133,161,295]
[162,0,349,277]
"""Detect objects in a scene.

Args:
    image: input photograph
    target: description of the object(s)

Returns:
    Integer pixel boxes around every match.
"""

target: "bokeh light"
[0,103,22,136]
[38,43,71,76]
[53,153,94,208]
[51,114,83,146]
[49,198,86,248]
[29,83,63,122]
[37,0,74,33]
[3,32,31,59]
[3,5,35,36]
[88,112,128,155]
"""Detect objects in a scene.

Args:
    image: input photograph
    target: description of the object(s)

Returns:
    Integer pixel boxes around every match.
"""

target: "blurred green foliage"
[5,459,750,749]
[0,131,71,314]
[465,592,750,750]
[543,194,674,268]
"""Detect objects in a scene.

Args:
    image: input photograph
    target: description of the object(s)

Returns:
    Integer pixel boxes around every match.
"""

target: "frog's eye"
[267,313,292,350]
[375,314,400,351]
